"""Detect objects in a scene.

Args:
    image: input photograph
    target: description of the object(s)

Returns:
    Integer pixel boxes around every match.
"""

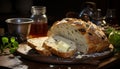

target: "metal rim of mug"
[5,18,34,24]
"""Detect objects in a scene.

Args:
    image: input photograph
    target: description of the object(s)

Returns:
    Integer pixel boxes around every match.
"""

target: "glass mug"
[29,6,48,38]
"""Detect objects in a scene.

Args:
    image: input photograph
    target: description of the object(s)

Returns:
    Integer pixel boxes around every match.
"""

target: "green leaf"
[10,37,16,43]
[12,41,19,48]
[2,37,9,45]
[105,27,115,36]
[109,31,120,49]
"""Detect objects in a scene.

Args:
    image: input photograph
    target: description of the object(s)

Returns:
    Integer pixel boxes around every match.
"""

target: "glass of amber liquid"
[28,6,48,38]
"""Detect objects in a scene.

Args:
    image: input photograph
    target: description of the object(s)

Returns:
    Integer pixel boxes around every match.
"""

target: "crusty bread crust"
[83,21,110,53]
[27,41,36,49]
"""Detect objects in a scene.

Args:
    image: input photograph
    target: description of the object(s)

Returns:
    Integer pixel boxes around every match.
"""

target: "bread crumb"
[76,55,82,59]
[68,67,71,69]
[49,65,54,68]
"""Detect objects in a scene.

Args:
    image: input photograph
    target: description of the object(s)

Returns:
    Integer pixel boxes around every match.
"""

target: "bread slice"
[43,35,77,58]
[27,37,52,56]
[48,18,110,54]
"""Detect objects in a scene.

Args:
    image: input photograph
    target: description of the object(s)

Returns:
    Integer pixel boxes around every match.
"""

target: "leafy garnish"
[104,26,115,36]
[0,36,19,54]
[108,30,120,53]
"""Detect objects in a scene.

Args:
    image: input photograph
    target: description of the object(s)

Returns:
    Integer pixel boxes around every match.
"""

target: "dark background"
[0,0,120,68]
[0,0,119,32]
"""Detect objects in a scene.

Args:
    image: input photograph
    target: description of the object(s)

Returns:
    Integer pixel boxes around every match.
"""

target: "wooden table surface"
[0,53,120,69]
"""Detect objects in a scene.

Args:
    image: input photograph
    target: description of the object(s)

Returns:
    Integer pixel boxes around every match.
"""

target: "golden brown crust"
[84,22,110,53]
[27,42,36,49]
[35,47,52,56]
[84,31,110,53]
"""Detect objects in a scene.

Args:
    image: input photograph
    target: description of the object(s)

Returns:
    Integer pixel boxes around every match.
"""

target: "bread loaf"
[47,18,110,54]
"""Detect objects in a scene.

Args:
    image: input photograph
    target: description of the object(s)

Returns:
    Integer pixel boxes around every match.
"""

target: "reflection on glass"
[79,2,96,22]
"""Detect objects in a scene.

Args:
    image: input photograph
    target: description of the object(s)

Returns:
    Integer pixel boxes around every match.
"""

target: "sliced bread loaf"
[48,18,110,54]
[43,35,77,58]
[27,37,52,56]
